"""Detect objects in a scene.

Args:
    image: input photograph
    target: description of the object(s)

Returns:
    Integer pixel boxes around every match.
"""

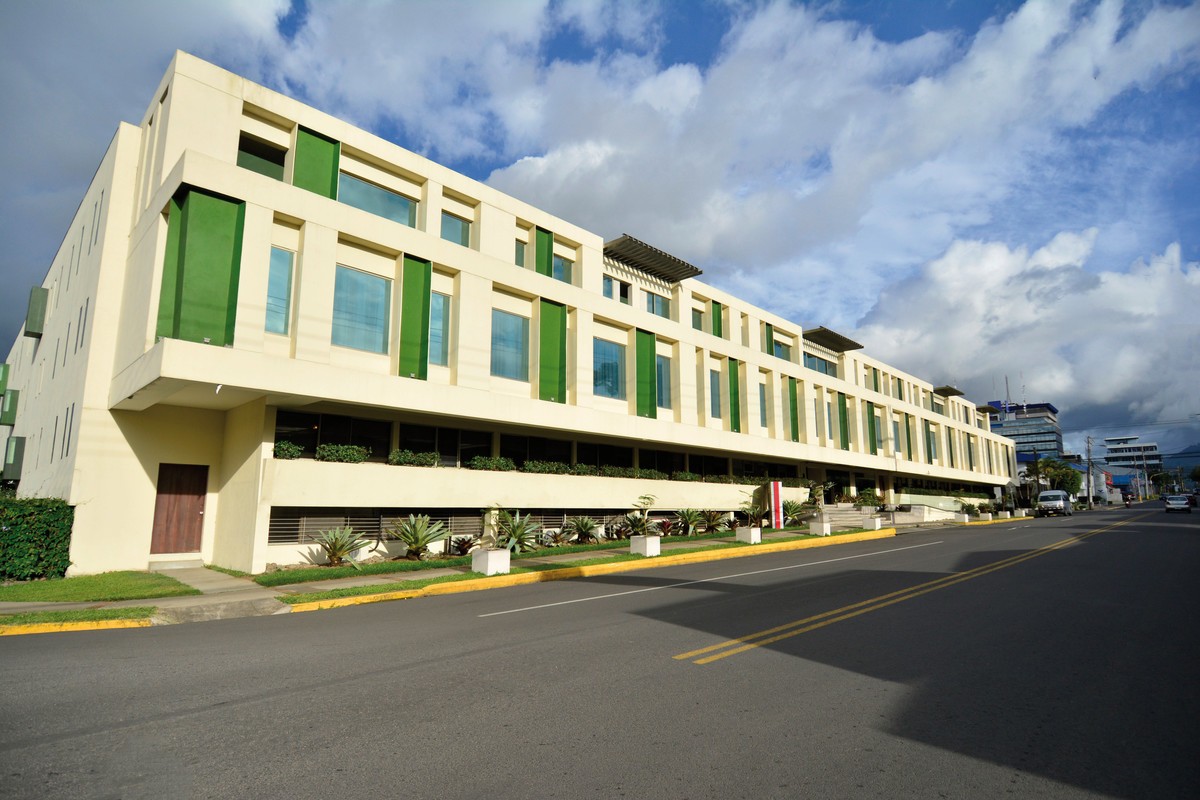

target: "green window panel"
[293,127,340,199]
[866,401,877,455]
[788,377,799,442]
[635,329,657,418]
[398,256,432,380]
[2,436,25,481]
[728,358,741,433]
[24,287,48,339]
[539,300,567,403]
[905,414,914,460]
[968,435,976,470]
[1,390,18,426]
[534,227,554,278]
[156,189,246,347]
[0,364,9,395]
[763,322,773,354]
[946,429,956,468]
[711,300,723,338]
[872,368,880,393]
[837,392,849,451]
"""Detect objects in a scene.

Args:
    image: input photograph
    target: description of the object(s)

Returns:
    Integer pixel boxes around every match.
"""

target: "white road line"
[477,540,945,617]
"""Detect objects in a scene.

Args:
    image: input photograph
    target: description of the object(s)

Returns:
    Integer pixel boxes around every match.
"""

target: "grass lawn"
[0,607,156,626]
[0,571,201,602]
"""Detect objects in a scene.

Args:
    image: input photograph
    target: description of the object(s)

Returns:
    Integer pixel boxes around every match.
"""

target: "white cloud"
[857,231,1200,425]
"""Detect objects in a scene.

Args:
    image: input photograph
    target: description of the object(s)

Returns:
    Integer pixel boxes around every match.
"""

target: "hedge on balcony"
[388,449,440,467]
[314,444,370,463]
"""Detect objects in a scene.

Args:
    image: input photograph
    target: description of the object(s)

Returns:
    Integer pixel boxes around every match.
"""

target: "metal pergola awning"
[603,234,702,283]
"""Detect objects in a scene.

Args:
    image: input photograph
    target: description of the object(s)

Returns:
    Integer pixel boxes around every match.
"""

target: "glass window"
[552,255,572,284]
[332,265,390,354]
[338,172,416,227]
[692,308,704,331]
[656,354,671,410]
[618,281,631,304]
[515,240,526,267]
[710,369,721,419]
[893,419,901,455]
[827,400,834,439]
[429,292,450,366]
[441,212,471,247]
[265,247,293,335]
[773,341,791,361]
[759,384,768,427]
[593,338,626,400]
[603,275,614,299]
[804,352,836,376]
[646,292,670,318]
[491,309,529,381]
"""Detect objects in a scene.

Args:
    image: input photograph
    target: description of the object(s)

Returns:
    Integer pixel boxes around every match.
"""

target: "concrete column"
[293,222,336,364]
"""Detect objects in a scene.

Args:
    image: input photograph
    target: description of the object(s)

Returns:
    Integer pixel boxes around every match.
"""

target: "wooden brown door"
[150,464,208,554]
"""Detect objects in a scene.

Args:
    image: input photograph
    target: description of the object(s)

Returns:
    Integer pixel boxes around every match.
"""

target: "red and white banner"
[767,481,783,529]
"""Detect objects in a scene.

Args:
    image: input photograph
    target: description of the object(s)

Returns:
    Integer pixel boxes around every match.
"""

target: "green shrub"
[387,514,449,561]
[0,497,74,580]
[671,471,701,482]
[521,460,570,474]
[636,468,668,480]
[675,508,705,535]
[496,510,541,553]
[598,465,636,478]
[273,440,304,460]
[314,444,370,463]
[564,515,601,543]
[311,526,369,568]
[569,463,597,476]
[702,474,736,484]
[467,455,517,471]
[387,449,439,467]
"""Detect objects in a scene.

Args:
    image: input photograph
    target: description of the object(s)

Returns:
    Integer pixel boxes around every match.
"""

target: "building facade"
[987,401,1063,459]
[1,53,1016,575]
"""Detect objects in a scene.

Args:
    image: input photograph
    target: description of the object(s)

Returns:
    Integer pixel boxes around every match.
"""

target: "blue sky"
[1,0,1198,459]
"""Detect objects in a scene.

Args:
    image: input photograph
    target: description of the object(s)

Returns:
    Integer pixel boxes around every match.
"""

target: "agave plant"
[387,514,450,561]
[564,515,600,544]
[311,526,370,568]
[544,527,574,547]
[497,510,542,553]
[701,509,727,532]
[782,499,814,527]
[675,508,705,536]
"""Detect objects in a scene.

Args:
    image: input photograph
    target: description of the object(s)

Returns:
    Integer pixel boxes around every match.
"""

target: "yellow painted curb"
[287,528,898,613]
[0,619,153,636]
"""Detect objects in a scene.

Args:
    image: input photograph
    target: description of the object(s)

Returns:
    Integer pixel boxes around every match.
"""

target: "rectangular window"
[710,369,721,419]
[773,341,791,361]
[827,400,835,440]
[552,255,572,284]
[338,172,416,227]
[265,247,293,334]
[759,384,768,427]
[646,292,670,318]
[429,292,450,366]
[236,134,285,180]
[491,309,529,381]
[603,275,614,299]
[604,275,631,304]
[804,352,836,376]
[441,211,471,247]
[593,338,626,400]
[515,240,526,267]
[691,308,704,330]
[656,354,671,410]
[331,266,390,354]
[893,419,901,456]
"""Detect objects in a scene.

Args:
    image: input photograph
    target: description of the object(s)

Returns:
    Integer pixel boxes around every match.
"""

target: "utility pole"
[1086,436,1094,510]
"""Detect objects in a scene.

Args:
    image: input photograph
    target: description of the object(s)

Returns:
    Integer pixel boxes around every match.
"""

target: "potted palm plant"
[736,495,765,544]
[628,494,660,557]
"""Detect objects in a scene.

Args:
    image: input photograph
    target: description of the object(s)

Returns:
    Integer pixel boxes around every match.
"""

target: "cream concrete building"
[1,53,1016,575]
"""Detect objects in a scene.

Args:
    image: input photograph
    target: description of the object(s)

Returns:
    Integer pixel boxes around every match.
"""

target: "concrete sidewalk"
[1,525,967,633]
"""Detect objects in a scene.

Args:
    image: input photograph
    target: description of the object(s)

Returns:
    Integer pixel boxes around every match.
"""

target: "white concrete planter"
[811,522,832,536]
[1014,509,1027,518]
[978,513,993,521]
[861,517,882,531]
[735,526,761,544]
[998,511,1012,519]
[955,513,970,524]
[630,535,661,557]
[472,548,511,576]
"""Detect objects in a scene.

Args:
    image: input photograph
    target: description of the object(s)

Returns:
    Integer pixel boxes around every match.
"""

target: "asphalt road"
[2,506,1198,799]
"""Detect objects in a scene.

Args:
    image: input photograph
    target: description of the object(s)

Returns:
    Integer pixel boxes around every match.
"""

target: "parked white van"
[1035,490,1073,517]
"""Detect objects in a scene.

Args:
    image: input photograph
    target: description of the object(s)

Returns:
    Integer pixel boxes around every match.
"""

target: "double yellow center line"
[674,516,1143,665]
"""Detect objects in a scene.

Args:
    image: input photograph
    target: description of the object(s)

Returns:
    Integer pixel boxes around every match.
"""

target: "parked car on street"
[1164,496,1192,514]
[1035,490,1073,517]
